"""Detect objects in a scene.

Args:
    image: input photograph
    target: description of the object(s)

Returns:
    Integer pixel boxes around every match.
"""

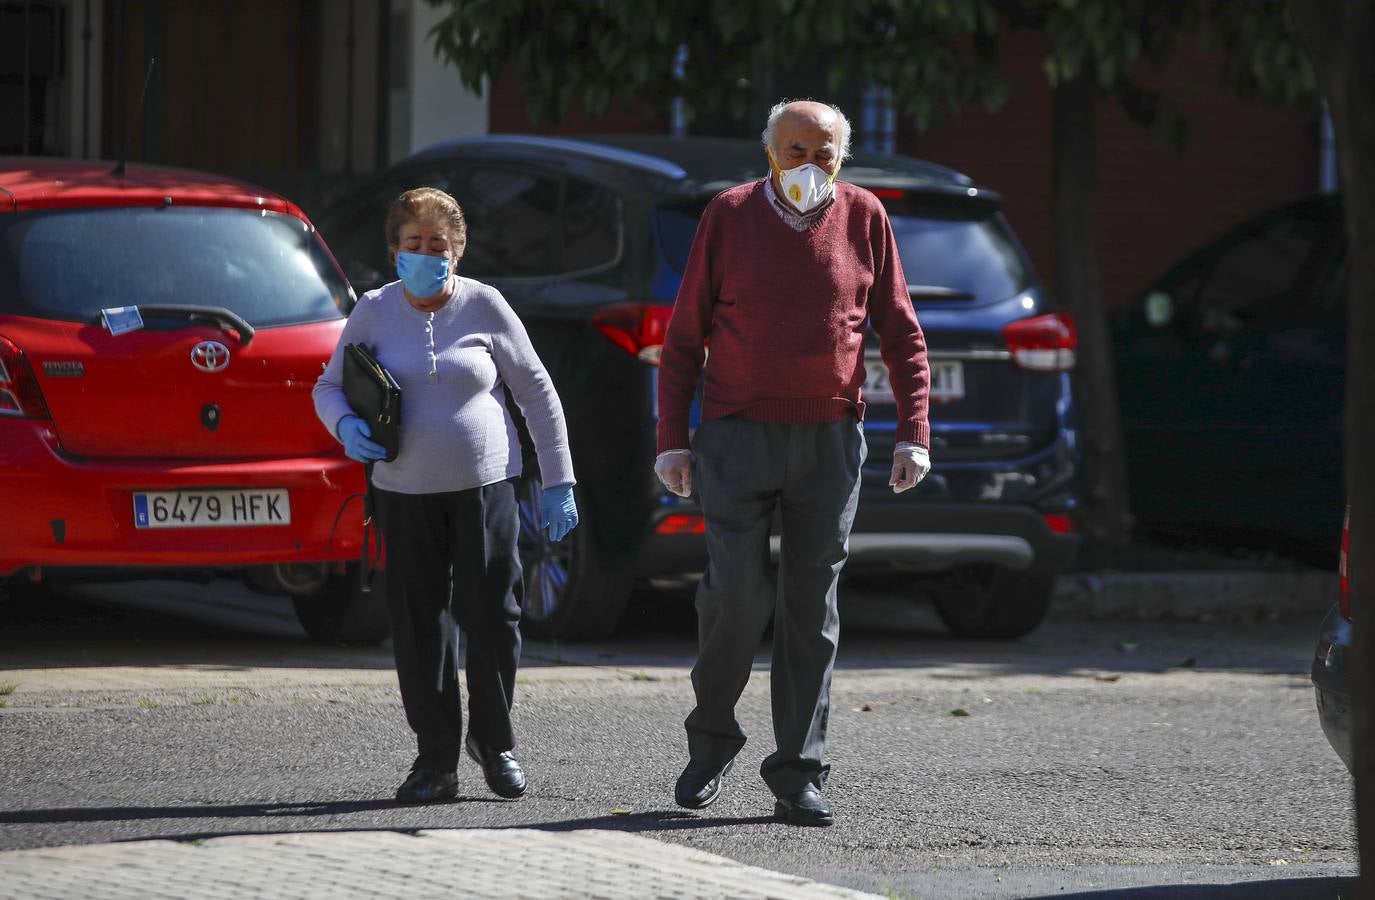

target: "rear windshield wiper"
[103,305,256,345]
[908,285,975,301]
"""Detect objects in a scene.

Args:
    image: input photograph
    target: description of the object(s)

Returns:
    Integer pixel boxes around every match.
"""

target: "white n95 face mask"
[768,146,841,214]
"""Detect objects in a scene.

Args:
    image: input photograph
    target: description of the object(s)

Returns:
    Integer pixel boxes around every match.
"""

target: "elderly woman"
[313,187,577,804]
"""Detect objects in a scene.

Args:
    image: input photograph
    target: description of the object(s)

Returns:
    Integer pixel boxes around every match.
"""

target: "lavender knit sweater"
[313,279,575,495]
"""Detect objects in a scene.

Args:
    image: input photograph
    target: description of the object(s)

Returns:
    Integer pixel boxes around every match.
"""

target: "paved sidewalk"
[0,828,881,900]
[1053,569,1337,620]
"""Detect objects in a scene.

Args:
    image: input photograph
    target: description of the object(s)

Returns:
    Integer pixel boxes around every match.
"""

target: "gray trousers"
[686,415,865,797]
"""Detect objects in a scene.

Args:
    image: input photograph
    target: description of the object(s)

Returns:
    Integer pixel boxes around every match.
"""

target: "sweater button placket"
[425,312,438,380]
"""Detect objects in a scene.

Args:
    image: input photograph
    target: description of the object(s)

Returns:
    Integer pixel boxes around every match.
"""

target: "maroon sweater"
[656,179,931,453]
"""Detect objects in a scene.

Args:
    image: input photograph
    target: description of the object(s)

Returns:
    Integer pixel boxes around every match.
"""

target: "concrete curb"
[1053,570,1338,621]
[0,828,882,900]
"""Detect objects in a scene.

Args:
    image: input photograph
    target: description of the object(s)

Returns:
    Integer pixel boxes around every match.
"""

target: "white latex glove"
[890,444,931,493]
[655,449,694,498]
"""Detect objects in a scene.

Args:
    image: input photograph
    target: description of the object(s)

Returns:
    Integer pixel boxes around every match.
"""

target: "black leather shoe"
[465,736,527,799]
[674,756,735,810]
[395,768,458,805]
[774,788,834,826]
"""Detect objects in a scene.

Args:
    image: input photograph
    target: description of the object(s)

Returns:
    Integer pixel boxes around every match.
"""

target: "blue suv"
[319,135,1081,641]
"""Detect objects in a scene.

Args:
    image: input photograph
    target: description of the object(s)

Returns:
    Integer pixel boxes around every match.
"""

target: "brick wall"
[903,33,1320,309]
[488,66,667,135]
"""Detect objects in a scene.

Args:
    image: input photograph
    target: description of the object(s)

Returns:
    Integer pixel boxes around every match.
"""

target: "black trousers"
[373,479,523,772]
[686,416,865,798]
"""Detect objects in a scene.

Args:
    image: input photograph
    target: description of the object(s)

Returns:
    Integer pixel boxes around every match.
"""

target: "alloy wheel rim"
[517,480,574,623]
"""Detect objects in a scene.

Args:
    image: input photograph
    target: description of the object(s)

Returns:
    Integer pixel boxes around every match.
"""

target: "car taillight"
[1340,505,1351,619]
[1043,513,1076,534]
[0,336,49,419]
[592,304,674,365]
[1003,313,1077,372]
[655,513,706,535]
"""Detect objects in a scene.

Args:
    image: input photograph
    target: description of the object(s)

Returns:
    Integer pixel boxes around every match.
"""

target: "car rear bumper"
[636,499,1080,578]
[847,501,1079,573]
[0,419,368,576]
[1311,602,1353,772]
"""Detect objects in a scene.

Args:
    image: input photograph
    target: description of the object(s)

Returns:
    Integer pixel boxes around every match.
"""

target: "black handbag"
[343,342,402,463]
[342,342,401,595]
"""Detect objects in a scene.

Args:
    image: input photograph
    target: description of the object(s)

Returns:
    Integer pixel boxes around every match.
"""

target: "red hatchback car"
[0,158,385,642]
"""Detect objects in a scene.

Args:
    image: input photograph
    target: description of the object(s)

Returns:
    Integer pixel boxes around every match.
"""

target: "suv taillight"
[1003,313,1077,372]
[592,304,674,365]
[1340,505,1351,619]
[0,336,49,419]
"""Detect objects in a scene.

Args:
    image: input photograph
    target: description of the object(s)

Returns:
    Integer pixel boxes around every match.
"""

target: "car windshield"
[0,207,351,327]
[656,193,1033,304]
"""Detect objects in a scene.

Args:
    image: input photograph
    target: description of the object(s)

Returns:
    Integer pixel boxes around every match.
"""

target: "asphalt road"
[0,578,1358,899]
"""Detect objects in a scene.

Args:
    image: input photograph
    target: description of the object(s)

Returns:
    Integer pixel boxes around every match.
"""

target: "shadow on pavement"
[0,803,773,833]
[0,806,780,853]
[1032,877,1354,899]
[502,810,780,832]
[0,797,508,827]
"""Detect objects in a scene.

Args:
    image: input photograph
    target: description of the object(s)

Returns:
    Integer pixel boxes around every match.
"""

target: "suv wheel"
[934,564,1057,639]
[292,562,390,645]
[517,477,632,641]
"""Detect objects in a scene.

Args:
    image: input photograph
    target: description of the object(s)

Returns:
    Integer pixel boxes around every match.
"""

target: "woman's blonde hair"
[385,187,468,256]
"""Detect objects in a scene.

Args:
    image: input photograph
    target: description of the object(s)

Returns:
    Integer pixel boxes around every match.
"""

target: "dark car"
[0,158,382,644]
[1113,194,1347,561]
[318,135,1081,641]
[1313,505,1352,772]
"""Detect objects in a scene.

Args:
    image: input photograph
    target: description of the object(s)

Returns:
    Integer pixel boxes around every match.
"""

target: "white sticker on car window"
[100,306,145,336]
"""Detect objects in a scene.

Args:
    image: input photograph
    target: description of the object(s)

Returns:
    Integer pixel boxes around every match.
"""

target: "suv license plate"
[861,359,965,404]
[133,489,291,529]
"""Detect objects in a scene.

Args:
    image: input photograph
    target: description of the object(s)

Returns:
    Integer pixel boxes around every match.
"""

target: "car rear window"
[321,164,624,290]
[888,213,1032,303]
[0,207,351,326]
[656,192,1034,304]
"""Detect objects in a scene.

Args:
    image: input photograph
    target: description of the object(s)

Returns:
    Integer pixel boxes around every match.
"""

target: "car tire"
[934,564,1057,640]
[517,477,632,642]
[291,562,390,645]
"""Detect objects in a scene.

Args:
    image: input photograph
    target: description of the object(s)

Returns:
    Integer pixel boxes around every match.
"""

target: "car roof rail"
[405,135,689,182]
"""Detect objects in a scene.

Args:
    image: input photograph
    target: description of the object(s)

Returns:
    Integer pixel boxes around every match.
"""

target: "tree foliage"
[428,0,1005,128]
[428,0,1315,139]
[994,1,1314,151]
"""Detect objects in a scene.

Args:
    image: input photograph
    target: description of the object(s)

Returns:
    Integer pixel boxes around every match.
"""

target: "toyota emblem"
[190,341,231,373]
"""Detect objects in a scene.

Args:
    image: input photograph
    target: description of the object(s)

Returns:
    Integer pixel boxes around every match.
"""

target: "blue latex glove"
[338,415,387,463]
[540,483,579,542]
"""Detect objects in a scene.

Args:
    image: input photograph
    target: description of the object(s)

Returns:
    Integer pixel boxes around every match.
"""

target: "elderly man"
[654,99,931,826]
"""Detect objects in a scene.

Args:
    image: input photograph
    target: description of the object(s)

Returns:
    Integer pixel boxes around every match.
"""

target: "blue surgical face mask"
[396,251,450,298]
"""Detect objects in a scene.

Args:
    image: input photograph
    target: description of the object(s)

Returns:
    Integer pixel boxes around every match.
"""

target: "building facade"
[2,0,489,217]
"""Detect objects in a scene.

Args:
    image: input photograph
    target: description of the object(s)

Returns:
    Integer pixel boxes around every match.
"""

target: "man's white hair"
[761,99,853,160]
